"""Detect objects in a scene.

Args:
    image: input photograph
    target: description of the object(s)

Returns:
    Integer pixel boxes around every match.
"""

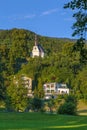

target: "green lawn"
[0,112,87,130]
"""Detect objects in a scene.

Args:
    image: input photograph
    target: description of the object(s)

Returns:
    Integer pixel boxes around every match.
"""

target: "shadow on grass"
[78,109,87,115]
[78,109,87,113]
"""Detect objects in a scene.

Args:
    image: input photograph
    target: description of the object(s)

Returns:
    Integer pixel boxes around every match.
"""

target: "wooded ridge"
[0,28,87,109]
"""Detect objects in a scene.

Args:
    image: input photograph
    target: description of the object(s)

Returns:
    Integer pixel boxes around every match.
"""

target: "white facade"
[43,82,69,99]
[14,75,33,97]
[56,83,69,94]
[43,83,56,95]
[57,88,69,94]
[32,45,44,58]
[21,76,33,97]
[43,82,57,99]
[32,35,45,58]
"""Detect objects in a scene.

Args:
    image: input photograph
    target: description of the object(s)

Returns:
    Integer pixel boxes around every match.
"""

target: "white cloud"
[64,17,74,21]
[8,14,36,21]
[23,14,36,19]
[41,8,58,16]
[7,8,59,21]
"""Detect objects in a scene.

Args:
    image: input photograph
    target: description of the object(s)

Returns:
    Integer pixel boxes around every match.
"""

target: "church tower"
[32,34,45,58]
[35,34,37,46]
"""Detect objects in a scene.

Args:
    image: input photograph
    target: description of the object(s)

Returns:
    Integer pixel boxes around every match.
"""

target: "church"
[32,35,45,58]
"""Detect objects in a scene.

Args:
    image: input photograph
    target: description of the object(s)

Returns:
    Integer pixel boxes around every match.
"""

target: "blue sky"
[0,0,75,38]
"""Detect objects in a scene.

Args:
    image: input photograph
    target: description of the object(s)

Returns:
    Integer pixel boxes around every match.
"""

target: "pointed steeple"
[32,34,45,58]
[35,34,37,46]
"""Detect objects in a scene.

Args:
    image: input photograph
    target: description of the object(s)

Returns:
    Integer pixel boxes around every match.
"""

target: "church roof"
[37,44,44,53]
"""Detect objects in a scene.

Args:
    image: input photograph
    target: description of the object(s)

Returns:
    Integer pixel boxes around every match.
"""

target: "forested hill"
[0,28,87,102]
[0,28,74,49]
[0,28,75,74]
[0,28,74,73]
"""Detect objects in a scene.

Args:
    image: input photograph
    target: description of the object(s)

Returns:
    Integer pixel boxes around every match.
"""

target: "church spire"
[35,34,37,46]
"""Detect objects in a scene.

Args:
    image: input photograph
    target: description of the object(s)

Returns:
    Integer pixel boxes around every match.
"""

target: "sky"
[0,0,75,38]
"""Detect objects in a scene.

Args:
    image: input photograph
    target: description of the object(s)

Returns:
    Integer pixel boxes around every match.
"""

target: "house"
[43,82,69,99]
[21,75,33,97]
[14,75,33,97]
[43,82,57,99]
[32,35,45,58]
[56,83,69,94]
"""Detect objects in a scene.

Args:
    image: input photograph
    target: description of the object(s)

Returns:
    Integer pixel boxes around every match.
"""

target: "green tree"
[31,97,43,111]
[0,74,5,100]
[6,79,28,112]
[8,29,30,74]
[74,66,87,100]
[64,0,87,39]
[58,95,77,115]
[37,78,44,99]
[47,98,57,113]
[64,0,87,64]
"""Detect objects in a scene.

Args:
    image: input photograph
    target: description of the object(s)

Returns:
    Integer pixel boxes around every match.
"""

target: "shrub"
[31,97,43,111]
[58,102,77,115]
[65,95,77,105]
[57,95,77,115]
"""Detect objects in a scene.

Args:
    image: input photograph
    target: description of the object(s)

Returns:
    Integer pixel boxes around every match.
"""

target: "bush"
[57,95,77,115]
[32,97,43,111]
[58,102,77,115]
[65,95,77,105]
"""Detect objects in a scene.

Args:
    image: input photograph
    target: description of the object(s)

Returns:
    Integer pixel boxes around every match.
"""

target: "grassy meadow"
[0,112,87,130]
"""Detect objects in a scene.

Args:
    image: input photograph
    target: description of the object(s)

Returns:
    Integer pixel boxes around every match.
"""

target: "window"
[47,85,50,88]
[34,47,37,50]
[47,90,50,93]
[58,90,60,93]
[51,84,54,88]
[51,90,54,93]
[61,91,64,94]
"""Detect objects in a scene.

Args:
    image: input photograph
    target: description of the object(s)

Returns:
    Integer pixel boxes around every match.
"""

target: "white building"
[32,35,45,58]
[43,82,69,99]
[43,82,57,99]
[56,83,69,94]
[21,75,33,97]
[14,75,33,97]
[43,82,56,94]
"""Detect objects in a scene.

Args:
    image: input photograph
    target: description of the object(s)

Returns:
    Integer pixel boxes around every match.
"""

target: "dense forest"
[0,28,87,111]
